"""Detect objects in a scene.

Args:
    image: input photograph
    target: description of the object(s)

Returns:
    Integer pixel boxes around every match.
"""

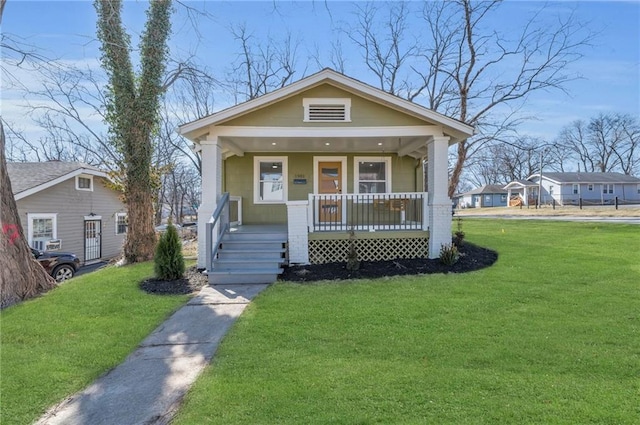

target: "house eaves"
[10,164,109,201]
[178,68,474,144]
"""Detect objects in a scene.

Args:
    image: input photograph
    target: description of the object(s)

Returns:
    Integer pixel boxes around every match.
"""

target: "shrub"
[453,216,465,247]
[154,222,185,280]
[439,243,460,266]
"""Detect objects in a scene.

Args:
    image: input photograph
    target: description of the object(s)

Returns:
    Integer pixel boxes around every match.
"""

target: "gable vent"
[303,98,351,122]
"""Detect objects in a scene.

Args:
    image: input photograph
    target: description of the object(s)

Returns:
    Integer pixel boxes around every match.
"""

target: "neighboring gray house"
[456,184,508,208]
[505,172,640,206]
[8,162,127,264]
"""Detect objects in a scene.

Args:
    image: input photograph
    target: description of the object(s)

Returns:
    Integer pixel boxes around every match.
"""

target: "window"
[354,157,391,194]
[76,175,93,191]
[501,194,507,202]
[115,213,128,234]
[303,98,351,122]
[603,184,614,194]
[637,184,640,194]
[588,184,594,191]
[254,157,288,204]
[572,184,579,195]
[27,213,57,251]
[549,185,554,194]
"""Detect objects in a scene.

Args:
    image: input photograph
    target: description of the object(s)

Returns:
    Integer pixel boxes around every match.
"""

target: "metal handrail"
[205,192,230,272]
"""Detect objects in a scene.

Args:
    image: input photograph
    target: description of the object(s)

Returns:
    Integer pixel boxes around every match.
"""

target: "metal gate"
[84,219,102,262]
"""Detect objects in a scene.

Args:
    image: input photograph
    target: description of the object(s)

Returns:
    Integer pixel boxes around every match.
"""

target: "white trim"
[313,156,348,195]
[178,69,473,141]
[76,174,94,191]
[27,213,57,250]
[353,156,392,194]
[253,156,288,204]
[115,212,128,235]
[303,98,351,122]
[84,215,102,220]
[204,125,441,140]
[15,168,109,200]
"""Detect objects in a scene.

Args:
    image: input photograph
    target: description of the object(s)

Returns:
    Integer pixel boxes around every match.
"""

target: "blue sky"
[1,0,639,143]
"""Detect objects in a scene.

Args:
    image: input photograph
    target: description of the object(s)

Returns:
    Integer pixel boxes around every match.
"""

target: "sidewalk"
[36,284,268,425]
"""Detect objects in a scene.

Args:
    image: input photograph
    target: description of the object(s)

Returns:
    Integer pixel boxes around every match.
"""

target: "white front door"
[84,219,102,262]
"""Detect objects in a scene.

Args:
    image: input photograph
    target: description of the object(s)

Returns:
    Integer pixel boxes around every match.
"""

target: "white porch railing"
[307,192,428,232]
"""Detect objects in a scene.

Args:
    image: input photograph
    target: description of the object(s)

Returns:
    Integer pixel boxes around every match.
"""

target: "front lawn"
[174,220,640,424]
[0,262,189,424]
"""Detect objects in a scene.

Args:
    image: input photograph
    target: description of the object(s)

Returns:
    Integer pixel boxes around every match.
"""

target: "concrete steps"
[208,229,287,285]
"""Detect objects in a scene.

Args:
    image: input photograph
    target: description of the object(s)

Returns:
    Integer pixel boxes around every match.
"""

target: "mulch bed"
[140,243,498,294]
[280,242,498,283]
[140,266,208,295]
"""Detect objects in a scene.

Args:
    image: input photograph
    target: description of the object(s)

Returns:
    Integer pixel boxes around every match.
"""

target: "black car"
[31,248,81,282]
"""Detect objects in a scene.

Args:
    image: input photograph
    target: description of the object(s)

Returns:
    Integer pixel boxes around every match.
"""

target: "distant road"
[459,215,640,225]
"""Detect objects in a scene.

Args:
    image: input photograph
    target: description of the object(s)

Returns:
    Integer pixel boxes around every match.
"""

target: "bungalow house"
[505,172,640,206]
[455,185,508,208]
[8,161,127,264]
[178,68,474,284]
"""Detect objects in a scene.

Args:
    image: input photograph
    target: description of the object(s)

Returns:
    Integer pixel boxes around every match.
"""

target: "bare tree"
[1,0,57,308]
[348,1,591,196]
[226,24,300,102]
[557,113,640,174]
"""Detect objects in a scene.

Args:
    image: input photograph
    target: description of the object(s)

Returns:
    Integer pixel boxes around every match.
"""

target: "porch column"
[426,136,452,259]
[197,137,222,269]
[287,201,310,265]
[523,187,529,206]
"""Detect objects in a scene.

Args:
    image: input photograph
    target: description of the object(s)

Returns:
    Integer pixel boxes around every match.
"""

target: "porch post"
[426,136,452,259]
[287,201,310,264]
[523,187,529,206]
[197,136,222,269]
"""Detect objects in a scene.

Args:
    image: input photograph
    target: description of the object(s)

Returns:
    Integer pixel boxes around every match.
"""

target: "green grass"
[174,220,640,424]
[0,262,189,425]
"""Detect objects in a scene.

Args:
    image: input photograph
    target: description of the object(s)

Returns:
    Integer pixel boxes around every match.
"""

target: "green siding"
[221,84,431,127]
[224,153,422,225]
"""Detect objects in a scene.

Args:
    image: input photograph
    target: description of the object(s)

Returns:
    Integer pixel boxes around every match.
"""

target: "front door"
[84,219,102,262]
[318,161,342,222]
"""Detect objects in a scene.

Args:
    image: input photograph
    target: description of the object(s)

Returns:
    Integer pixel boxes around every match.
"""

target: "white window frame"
[588,184,594,191]
[75,174,94,191]
[253,156,288,204]
[572,184,579,195]
[27,213,57,250]
[549,185,554,195]
[353,156,392,195]
[115,212,128,235]
[637,184,640,194]
[303,98,351,122]
[603,184,614,194]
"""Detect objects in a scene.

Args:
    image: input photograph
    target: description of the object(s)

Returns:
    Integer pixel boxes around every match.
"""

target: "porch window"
[603,184,613,194]
[354,157,391,194]
[115,213,128,235]
[254,156,288,204]
[76,175,93,191]
[27,213,57,251]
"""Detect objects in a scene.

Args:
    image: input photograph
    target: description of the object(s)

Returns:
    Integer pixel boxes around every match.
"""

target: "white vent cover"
[303,98,351,122]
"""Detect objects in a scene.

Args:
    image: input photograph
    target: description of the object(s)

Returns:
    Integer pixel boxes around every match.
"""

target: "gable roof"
[460,184,508,196]
[7,162,109,200]
[178,68,474,144]
[504,179,538,189]
[529,172,640,184]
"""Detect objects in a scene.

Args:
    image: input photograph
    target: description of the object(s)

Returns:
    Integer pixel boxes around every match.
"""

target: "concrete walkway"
[36,284,268,425]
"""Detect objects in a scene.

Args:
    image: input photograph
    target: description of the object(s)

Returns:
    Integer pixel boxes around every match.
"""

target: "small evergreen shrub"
[453,216,465,247]
[154,222,185,280]
[439,243,460,266]
[346,230,360,271]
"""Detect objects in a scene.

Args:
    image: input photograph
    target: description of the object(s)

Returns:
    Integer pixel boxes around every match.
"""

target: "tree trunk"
[123,175,157,263]
[1,122,56,309]
[449,140,468,198]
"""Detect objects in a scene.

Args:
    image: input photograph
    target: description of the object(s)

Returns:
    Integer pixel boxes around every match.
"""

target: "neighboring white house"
[8,162,127,264]
[178,68,474,279]
[505,172,640,206]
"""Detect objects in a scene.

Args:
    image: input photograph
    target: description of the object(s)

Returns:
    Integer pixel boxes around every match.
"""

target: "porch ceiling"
[219,135,428,159]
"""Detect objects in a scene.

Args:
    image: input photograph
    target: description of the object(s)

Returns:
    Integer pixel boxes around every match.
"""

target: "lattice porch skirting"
[308,236,428,264]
